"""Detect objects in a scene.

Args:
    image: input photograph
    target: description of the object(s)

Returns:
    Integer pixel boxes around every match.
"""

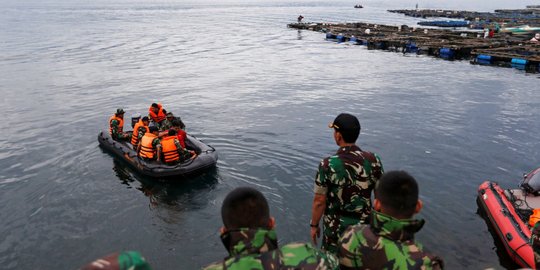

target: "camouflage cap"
[116,108,125,114]
[166,112,174,117]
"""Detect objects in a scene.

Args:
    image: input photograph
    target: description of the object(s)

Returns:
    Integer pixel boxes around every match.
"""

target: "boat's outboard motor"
[521,167,540,195]
[131,113,141,128]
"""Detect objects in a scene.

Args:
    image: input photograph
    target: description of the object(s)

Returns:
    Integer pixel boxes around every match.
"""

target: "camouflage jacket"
[203,228,339,270]
[110,119,129,140]
[338,211,443,270]
[80,251,151,270]
[137,126,149,142]
[169,137,192,163]
[160,119,174,131]
[314,145,383,253]
[531,221,540,268]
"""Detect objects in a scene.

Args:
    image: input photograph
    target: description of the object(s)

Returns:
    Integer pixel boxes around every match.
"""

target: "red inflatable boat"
[477,167,540,268]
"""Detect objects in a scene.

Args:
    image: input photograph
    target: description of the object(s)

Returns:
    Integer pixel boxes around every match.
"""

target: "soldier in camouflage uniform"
[338,171,443,270]
[109,108,130,141]
[310,113,384,254]
[531,221,540,268]
[203,187,339,270]
[160,112,176,131]
[80,251,151,270]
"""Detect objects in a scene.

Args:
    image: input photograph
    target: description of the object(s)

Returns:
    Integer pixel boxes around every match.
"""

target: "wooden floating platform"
[388,9,540,27]
[288,22,540,73]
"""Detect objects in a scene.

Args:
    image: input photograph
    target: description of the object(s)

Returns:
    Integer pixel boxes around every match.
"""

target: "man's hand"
[310,225,320,246]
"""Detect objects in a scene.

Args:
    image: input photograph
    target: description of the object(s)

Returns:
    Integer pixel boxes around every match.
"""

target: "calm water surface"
[1,0,539,269]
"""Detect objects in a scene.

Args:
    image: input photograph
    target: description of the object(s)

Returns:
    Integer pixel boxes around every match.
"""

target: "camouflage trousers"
[322,214,365,254]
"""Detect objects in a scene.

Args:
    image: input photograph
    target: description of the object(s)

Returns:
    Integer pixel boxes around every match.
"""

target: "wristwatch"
[310,221,318,228]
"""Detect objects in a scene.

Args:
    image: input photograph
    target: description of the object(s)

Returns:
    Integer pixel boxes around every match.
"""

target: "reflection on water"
[111,159,219,210]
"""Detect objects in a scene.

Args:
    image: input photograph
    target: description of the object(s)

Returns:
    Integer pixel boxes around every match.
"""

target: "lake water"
[1,0,539,269]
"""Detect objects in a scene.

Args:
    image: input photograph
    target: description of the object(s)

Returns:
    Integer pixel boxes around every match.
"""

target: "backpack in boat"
[521,168,540,195]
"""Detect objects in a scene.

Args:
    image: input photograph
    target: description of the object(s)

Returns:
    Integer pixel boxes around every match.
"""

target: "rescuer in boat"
[160,129,196,164]
[310,113,384,254]
[148,103,167,128]
[160,112,176,131]
[137,126,161,161]
[170,119,187,148]
[131,116,150,148]
[337,171,444,269]
[109,108,130,141]
[203,187,339,270]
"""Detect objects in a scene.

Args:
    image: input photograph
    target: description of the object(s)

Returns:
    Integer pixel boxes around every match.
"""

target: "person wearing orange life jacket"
[131,116,150,147]
[160,129,196,164]
[109,108,130,141]
[148,103,167,128]
[137,126,162,161]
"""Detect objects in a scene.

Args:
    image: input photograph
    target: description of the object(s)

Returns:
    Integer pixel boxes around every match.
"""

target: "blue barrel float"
[349,36,359,45]
[439,48,454,59]
[326,33,337,39]
[336,34,346,43]
[476,54,492,65]
[405,42,418,53]
[511,58,528,70]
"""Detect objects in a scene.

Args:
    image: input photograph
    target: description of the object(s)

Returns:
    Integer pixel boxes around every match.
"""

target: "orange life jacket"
[109,115,124,135]
[139,133,158,159]
[161,136,180,163]
[148,103,166,123]
[131,119,149,146]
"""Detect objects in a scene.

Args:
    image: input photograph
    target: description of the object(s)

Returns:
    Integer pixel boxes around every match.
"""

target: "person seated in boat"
[148,103,167,128]
[202,187,339,270]
[131,116,150,148]
[531,33,540,42]
[137,126,161,162]
[109,108,130,141]
[297,15,304,23]
[171,119,187,148]
[160,112,176,131]
[80,251,151,270]
[160,129,196,164]
[337,170,444,270]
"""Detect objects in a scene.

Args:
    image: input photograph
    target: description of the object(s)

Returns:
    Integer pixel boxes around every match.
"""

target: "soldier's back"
[203,242,339,270]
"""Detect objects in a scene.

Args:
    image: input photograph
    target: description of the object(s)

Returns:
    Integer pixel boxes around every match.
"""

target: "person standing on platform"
[310,113,384,254]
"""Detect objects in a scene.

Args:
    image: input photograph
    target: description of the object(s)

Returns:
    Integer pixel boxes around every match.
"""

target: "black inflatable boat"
[98,130,218,178]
